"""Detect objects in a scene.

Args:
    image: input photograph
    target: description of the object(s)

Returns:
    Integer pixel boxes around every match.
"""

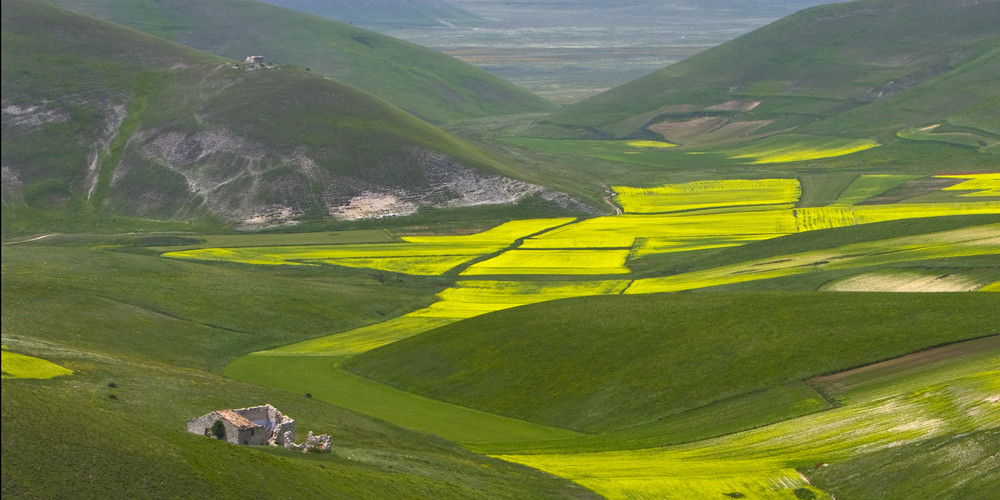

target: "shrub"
[211,419,226,440]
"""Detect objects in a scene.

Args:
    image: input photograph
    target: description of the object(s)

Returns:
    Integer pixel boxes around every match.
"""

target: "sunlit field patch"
[533,211,799,245]
[821,268,996,292]
[633,235,773,257]
[519,237,636,249]
[162,218,574,275]
[495,352,998,500]
[163,243,497,274]
[1,347,73,379]
[795,203,1000,232]
[439,280,631,305]
[937,173,1000,197]
[263,280,632,355]
[613,178,801,214]
[399,218,575,244]
[266,314,458,355]
[462,249,631,275]
[319,256,479,275]
[831,175,921,206]
[627,224,1000,294]
[724,135,879,164]
[624,140,677,149]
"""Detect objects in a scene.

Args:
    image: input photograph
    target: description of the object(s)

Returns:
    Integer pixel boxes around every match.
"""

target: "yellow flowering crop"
[462,249,632,275]
[163,218,575,275]
[627,224,1000,294]
[613,178,801,214]
[937,173,1000,197]
[1,348,73,379]
[726,135,879,164]
[624,140,677,149]
[400,218,575,244]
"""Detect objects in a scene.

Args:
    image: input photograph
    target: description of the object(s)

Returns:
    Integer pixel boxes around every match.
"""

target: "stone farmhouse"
[187,404,294,446]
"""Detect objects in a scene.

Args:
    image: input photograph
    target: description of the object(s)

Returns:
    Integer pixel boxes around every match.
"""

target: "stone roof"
[216,409,256,430]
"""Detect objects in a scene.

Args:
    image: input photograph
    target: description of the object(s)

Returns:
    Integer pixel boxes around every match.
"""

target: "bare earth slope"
[2,0,566,233]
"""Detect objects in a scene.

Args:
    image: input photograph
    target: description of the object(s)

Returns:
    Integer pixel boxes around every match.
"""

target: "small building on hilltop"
[244,55,266,66]
[187,404,294,446]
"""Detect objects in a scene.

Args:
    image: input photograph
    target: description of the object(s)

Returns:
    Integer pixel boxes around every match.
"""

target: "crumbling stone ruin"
[187,404,294,446]
[284,430,332,453]
[187,404,331,452]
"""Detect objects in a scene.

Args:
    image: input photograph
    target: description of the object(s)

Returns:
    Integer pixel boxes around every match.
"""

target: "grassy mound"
[345,292,1000,432]
[40,0,552,124]
[3,0,541,235]
[530,0,1000,141]
[1,238,595,499]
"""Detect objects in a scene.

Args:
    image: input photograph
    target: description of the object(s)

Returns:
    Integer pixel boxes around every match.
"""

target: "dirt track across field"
[810,334,1000,395]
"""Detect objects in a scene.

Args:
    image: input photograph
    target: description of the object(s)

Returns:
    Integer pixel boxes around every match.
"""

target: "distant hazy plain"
[375,2,837,103]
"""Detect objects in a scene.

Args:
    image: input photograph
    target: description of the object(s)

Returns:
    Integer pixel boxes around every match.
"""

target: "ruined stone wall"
[187,413,217,436]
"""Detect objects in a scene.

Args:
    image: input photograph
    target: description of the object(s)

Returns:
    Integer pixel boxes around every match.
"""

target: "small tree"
[211,419,226,440]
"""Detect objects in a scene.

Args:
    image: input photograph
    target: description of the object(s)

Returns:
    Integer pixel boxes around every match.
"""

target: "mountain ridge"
[2,0,577,235]
[528,0,1000,143]
[38,0,554,125]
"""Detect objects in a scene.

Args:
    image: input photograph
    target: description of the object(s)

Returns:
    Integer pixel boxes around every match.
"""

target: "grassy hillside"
[344,292,1000,432]
[259,0,484,27]
[0,237,596,499]
[40,0,553,124]
[2,0,566,236]
[529,0,1000,141]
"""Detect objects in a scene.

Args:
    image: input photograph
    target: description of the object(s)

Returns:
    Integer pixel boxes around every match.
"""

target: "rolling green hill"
[344,292,1000,432]
[0,238,596,499]
[529,0,1000,142]
[38,0,553,124]
[259,0,484,27]
[2,0,570,236]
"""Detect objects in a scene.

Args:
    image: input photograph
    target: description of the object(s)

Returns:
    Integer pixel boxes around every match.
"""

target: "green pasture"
[146,229,396,251]
[501,134,879,169]
[39,0,553,125]
[345,293,1000,432]
[831,175,922,206]
[1,243,444,371]
[225,355,581,445]
[497,339,1000,499]
[898,125,1000,151]
[1,239,592,499]
[1,345,591,499]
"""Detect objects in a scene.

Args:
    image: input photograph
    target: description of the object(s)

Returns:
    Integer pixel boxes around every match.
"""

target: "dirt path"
[2,234,57,245]
[600,183,622,215]
[809,334,1000,395]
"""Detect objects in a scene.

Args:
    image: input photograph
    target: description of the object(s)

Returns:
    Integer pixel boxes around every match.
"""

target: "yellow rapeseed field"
[495,359,997,499]
[627,224,1000,294]
[613,178,801,214]
[794,203,1000,232]
[937,173,1000,197]
[462,249,632,275]
[624,140,677,149]
[1,348,73,379]
[163,218,575,275]
[727,136,879,164]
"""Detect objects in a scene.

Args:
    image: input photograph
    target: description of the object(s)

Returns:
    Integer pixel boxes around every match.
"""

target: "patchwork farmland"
[5,1,999,498]
[164,172,999,498]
